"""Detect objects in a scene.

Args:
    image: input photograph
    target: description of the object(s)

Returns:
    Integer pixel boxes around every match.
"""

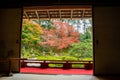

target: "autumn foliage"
[40,21,80,49]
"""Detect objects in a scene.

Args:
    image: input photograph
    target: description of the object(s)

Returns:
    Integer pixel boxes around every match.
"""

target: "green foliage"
[69,39,93,60]
[79,27,92,42]
[61,56,77,60]
[33,20,55,30]
[37,55,92,60]
[21,20,43,58]
[72,64,84,68]
[49,64,63,68]
[37,56,61,60]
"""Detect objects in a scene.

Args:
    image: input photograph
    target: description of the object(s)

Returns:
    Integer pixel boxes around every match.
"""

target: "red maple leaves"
[40,21,80,49]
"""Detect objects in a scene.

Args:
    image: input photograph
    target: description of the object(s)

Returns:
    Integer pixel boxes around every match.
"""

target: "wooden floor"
[1,73,120,80]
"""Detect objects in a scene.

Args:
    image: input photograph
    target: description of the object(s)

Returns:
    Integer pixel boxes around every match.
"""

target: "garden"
[21,19,93,62]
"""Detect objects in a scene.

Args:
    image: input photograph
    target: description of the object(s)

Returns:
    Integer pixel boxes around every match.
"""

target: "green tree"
[21,20,43,58]
[69,39,92,60]
[79,28,92,42]
[34,20,55,30]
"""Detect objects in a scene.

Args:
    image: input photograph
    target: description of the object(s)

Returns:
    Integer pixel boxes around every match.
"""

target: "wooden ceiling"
[23,6,92,20]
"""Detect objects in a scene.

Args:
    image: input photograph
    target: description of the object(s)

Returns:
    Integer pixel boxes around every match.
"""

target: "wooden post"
[63,61,72,69]
[40,60,48,68]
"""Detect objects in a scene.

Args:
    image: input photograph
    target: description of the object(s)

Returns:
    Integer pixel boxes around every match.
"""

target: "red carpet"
[20,68,93,75]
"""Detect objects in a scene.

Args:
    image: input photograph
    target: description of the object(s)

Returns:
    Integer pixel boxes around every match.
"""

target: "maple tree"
[40,21,80,51]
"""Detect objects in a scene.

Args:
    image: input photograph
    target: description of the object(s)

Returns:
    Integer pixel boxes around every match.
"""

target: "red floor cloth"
[21,68,93,75]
